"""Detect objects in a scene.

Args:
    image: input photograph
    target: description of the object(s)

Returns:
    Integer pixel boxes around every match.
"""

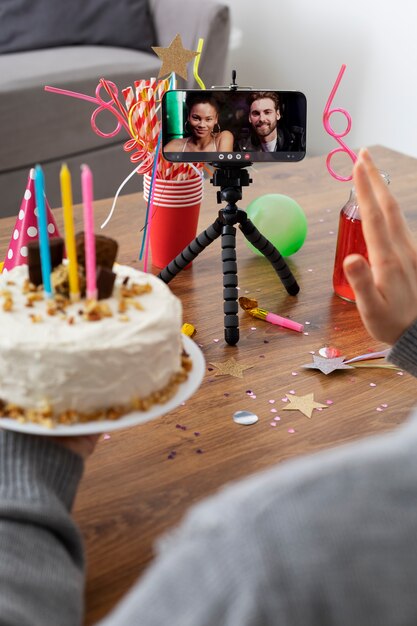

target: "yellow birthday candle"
[60,164,80,301]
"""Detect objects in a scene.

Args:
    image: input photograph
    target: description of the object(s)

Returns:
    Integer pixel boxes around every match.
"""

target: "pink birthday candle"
[81,165,97,300]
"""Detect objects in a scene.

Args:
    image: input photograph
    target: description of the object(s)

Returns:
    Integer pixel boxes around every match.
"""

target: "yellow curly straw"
[193,38,206,89]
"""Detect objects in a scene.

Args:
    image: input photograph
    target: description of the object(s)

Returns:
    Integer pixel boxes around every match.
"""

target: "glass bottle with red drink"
[332,173,389,302]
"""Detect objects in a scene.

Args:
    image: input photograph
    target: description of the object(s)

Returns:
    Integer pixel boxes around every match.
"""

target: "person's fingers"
[54,434,99,460]
[359,149,414,245]
[352,156,392,266]
[343,253,385,323]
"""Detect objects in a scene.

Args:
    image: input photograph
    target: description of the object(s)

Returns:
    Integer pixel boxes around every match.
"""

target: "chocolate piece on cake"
[96,266,116,300]
[76,232,118,270]
[28,238,64,286]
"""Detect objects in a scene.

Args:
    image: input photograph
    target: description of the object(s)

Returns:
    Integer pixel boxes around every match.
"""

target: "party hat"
[3,168,61,273]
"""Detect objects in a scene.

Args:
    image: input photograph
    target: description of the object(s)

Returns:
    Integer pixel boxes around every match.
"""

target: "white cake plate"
[0,336,205,436]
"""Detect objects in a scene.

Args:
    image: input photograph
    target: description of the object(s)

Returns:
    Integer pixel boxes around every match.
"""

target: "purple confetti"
[196,448,204,454]
[194,432,200,436]
[264,340,269,344]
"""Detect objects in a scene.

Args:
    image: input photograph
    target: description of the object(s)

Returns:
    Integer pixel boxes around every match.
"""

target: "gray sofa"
[0,0,230,217]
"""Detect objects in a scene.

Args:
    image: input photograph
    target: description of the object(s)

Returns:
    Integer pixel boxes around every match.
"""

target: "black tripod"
[158,164,300,346]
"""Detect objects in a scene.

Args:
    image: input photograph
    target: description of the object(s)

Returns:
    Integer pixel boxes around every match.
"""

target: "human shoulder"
[164,138,187,152]
[218,130,234,151]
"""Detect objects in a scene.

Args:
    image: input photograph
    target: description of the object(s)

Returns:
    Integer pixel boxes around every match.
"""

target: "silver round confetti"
[233,410,259,426]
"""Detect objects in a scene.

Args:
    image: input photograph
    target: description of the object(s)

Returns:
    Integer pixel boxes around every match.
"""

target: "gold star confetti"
[152,34,199,80]
[210,357,253,379]
[281,393,327,419]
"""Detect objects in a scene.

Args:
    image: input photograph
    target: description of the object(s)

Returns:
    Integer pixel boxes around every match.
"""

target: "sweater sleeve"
[0,430,85,626]
[388,319,417,377]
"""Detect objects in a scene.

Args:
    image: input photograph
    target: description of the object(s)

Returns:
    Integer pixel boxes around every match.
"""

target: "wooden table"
[1,146,416,624]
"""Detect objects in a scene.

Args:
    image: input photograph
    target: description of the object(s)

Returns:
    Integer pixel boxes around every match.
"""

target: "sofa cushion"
[0,46,161,172]
[0,0,155,54]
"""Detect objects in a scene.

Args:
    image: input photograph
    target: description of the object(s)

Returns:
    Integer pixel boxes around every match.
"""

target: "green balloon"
[246,194,307,257]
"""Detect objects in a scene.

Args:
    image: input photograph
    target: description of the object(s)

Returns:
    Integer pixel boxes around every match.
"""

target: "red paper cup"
[144,174,202,190]
[143,175,203,269]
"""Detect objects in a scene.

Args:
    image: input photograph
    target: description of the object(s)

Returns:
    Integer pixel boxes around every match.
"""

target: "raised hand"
[343,148,417,345]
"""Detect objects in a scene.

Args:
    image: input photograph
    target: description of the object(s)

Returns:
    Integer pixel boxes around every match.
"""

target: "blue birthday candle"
[34,165,53,297]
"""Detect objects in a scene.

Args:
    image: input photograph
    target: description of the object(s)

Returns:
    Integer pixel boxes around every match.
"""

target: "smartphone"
[162,89,306,164]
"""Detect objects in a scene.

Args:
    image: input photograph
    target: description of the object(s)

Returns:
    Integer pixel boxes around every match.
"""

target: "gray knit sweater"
[1,323,417,626]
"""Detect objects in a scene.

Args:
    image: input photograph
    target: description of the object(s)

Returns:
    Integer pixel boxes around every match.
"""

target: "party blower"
[238,297,304,333]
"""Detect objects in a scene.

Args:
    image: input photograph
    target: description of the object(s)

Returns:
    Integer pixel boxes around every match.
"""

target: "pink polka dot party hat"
[3,168,61,273]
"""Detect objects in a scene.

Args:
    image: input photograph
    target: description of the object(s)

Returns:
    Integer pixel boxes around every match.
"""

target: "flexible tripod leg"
[221,224,239,346]
[239,217,300,296]
[158,219,223,283]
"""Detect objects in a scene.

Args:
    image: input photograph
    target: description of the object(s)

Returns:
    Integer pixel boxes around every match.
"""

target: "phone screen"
[162,89,306,163]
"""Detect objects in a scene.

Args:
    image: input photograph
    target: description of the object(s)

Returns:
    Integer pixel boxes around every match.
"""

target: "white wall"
[222,0,417,159]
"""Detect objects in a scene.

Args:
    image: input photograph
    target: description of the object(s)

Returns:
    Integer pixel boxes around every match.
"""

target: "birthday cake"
[0,260,188,427]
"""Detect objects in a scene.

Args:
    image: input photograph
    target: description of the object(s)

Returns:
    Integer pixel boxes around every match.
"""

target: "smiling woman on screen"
[164,93,234,153]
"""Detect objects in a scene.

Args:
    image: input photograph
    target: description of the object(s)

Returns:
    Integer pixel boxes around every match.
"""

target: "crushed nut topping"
[120,282,152,298]
[83,300,114,322]
[29,313,43,323]
[2,295,13,312]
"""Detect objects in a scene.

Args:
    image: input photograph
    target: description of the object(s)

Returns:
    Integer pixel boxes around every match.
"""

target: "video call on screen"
[162,89,307,163]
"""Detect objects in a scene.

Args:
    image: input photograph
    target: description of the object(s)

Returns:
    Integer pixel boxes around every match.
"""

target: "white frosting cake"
[0,264,183,424]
